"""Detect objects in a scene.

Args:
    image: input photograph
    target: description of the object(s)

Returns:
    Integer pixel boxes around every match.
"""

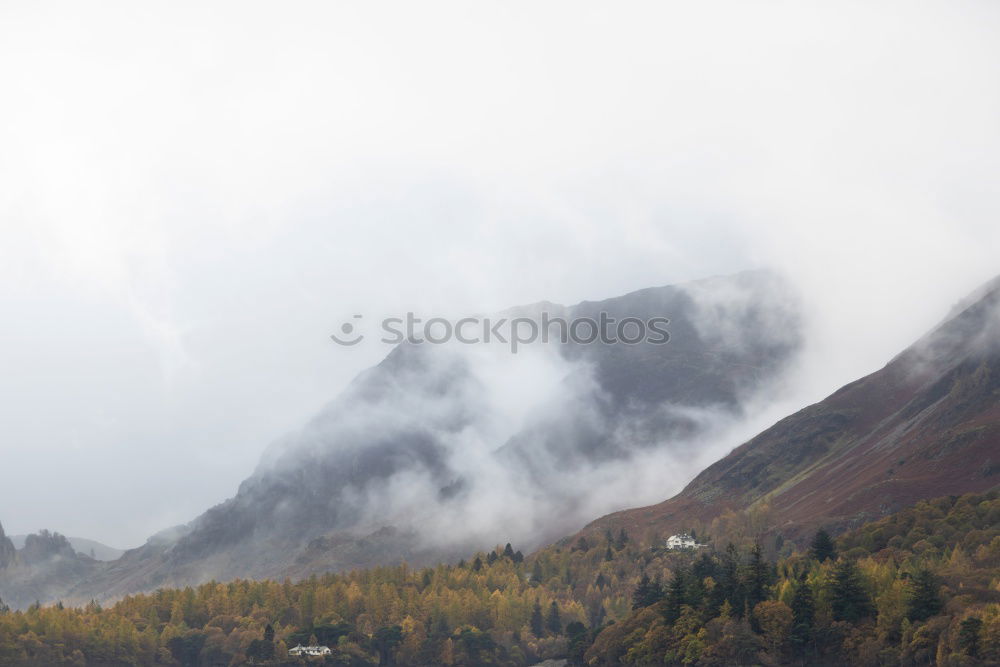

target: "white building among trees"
[665,533,703,550]
[288,644,332,657]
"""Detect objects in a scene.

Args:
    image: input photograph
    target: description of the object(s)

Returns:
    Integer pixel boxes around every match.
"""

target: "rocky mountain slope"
[0,270,803,606]
[8,535,125,562]
[0,530,98,609]
[579,276,1000,544]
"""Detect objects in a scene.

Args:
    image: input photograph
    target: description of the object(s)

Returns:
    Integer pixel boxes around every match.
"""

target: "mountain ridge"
[574,275,1000,545]
[0,269,804,608]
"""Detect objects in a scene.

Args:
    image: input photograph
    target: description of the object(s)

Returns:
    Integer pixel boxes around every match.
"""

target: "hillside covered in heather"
[576,278,1000,547]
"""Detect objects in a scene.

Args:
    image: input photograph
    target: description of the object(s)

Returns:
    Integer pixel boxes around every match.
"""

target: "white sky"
[1,0,999,547]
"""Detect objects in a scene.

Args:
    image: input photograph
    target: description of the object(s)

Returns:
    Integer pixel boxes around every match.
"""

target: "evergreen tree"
[372,625,403,665]
[503,543,515,559]
[472,556,483,572]
[905,568,942,621]
[589,602,607,629]
[616,528,629,550]
[531,561,544,583]
[828,559,873,622]
[565,621,589,664]
[513,550,524,563]
[663,571,685,624]
[743,543,769,610]
[810,529,836,562]
[486,551,498,565]
[263,623,274,642]
[430,615,450,640]
[546,601,562,635]
[958,617,982,657]
[718,543,743,615]
[246,638,275,662]
[530,600,545,637]
[604,545,614,561]
[789,578,815,649]
[631,574,663,609]
[691,553,717,582]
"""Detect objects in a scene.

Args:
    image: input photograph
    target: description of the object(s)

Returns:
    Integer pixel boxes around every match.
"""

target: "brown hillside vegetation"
[579,280,1000,546]
[0,490,997,665]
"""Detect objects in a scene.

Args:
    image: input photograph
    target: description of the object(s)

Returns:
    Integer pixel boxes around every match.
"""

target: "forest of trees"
[0,490,997,665]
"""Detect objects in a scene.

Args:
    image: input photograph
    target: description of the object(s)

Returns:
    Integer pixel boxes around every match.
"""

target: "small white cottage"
[288,644,332,657]
[665,533,702,550]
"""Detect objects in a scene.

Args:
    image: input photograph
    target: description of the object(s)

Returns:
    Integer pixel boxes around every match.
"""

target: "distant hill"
[578,275,1000,544]
[0,530,97,609]
[8,535,125,562]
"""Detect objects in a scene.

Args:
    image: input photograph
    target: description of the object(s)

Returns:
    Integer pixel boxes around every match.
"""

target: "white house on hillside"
[665,533,703,550]
[289,644,332,657]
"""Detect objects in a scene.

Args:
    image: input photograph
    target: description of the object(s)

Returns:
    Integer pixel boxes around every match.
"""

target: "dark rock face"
[578,276,1000,545]
[0,523,16,571]
[501,270,801,473]
[0,530,100,610]
[19,530,77,564]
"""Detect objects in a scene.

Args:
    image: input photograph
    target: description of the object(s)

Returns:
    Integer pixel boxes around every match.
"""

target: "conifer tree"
[663,571,685,624]
[546,601,562,635]
[810,529,836,562]
[616,528,629,550]
[530,600,545,637]
[789,578,815,649]
[905,568,942,621]
[829,559,873,622]
[718,543,743,614]
[631,574,663,609]
[744,543,769,610]
[958,617,982,657]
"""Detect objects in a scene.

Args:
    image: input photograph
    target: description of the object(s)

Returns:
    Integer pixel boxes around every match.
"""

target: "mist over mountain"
[578,275,1000,544]
[0,270,803,606]
[0,530,98,610]
[176,271,799,577]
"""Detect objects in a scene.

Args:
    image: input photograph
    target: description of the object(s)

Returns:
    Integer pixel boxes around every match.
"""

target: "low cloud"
[1,0,999,546]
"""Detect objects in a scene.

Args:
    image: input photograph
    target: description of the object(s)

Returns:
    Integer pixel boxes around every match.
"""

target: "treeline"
[0,491,997,665]
[587,491,1000,665]
[0,538,635,666]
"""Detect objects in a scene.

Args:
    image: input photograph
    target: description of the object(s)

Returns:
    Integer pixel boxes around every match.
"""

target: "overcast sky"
[2,0,999,548]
